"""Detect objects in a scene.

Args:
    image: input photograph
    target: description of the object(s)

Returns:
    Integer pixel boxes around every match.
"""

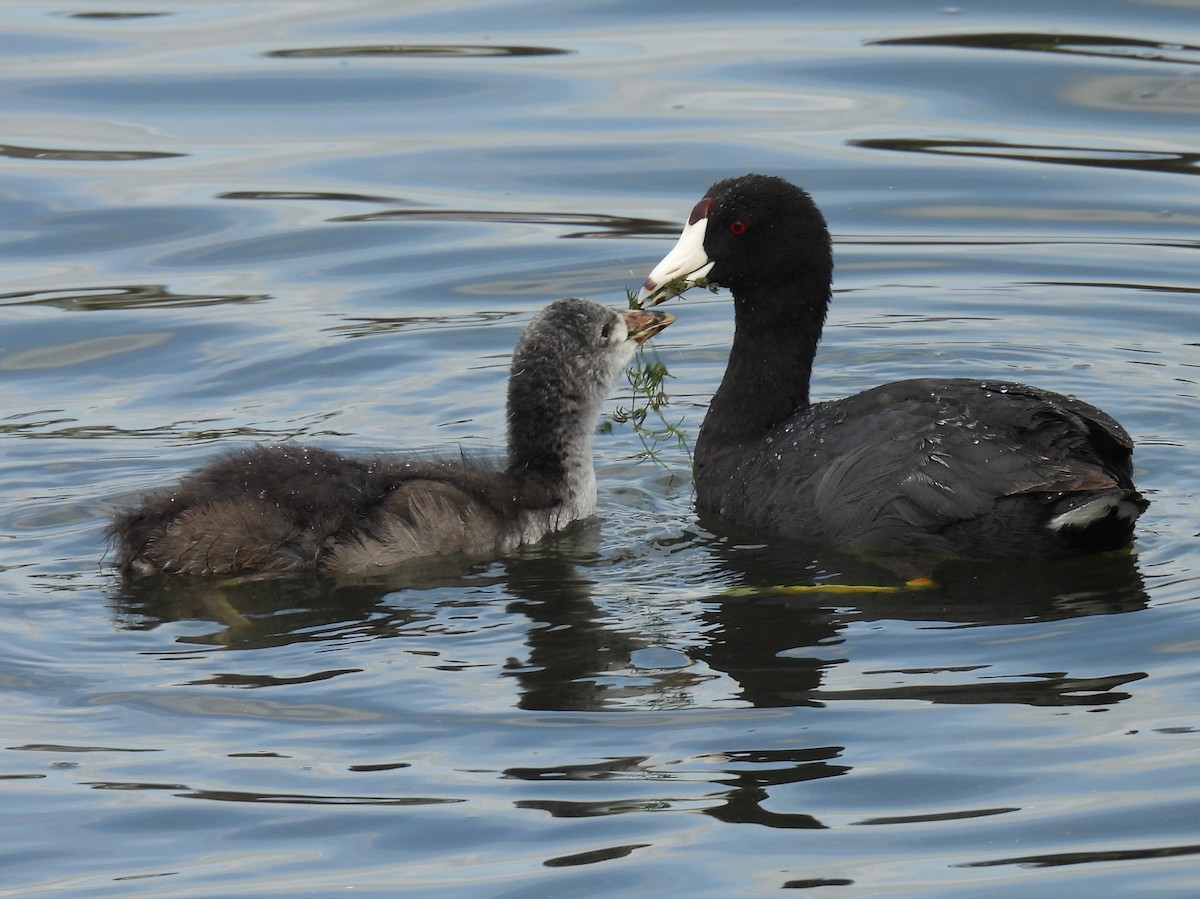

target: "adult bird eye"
[728,220,748,235]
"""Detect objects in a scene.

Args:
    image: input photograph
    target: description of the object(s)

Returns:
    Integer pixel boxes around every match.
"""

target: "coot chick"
[109,298,673,576]
[639,174,1146,561]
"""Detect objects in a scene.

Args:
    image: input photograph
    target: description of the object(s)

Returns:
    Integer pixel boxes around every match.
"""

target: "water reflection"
[0,284,267,311]
[110,559,497,652]
[851,137,1200,176]
[693,746,841,830]
[960,840,1200,870]
[0,143,183,161]
[63,11,167,19]
[869,31,1200,67]
[2,411,340,441]
[327,308,517,339]
[108,538,1150,711]
[700,540,1149,708]
[10,0,1197,888]
[512,745,842,830]
[267,44,572,59]
[334,207,675,240]
[502,554,647,711]
[220,189,397,204]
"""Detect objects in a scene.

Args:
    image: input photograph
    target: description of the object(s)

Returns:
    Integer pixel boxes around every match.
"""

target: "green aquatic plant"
[630,276,718,309]
[609,351,692,466]
[602,287,692,466]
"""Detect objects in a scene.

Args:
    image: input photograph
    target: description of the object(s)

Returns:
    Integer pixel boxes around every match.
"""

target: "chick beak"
[621,308,675,345]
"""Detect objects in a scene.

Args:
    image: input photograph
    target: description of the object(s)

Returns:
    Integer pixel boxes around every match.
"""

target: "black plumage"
[640,174,1146,561]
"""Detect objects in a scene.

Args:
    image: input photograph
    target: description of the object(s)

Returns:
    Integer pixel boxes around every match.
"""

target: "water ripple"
[334,207,674,239]
[0,143,183,161]
[960,841,1200,869]
[4,3,1199,896]
[267,44,572,59]
[850,137,1200,176]
[870,31,1200,67]
[0,284,267,311]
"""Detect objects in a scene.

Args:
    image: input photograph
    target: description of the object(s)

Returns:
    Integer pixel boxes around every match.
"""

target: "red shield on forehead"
[688,197,712,225]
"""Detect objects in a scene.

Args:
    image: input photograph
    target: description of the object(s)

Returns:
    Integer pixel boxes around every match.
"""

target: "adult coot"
[109,298,673,576]
[638,174,1146,560]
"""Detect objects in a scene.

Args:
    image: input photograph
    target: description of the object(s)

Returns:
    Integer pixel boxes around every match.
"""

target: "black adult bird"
[639,174,1146,561]
[109,298,673,576]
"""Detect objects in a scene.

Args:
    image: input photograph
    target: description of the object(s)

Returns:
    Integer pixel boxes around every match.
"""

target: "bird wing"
[769,378,1133,551]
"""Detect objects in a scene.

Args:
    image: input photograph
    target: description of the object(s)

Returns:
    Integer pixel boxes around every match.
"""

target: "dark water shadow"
[0,144,184,162]
[108,530,1150,707]
[267,44,573,60]
[958,840,1200,870]
[220,189,399,204]
[108,556,506,655]
[106,538,669,700]
[62,11,168,19]
[7,417,336,442]
[326,309,519,340]
[333,207,676,240]
[868,31,1200,66]
[512,744,843,831]
[851,137,1200,177]
[500,553,647,711]
[0,284,268,311]
[105,533,1149,833]
[694,535,1150,709]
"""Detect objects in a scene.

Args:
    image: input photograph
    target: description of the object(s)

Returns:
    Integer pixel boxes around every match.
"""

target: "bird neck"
[505,372,599,518]
[698,280,828,458]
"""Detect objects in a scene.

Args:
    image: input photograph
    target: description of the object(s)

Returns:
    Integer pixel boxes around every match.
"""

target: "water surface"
[2,1,1198,896]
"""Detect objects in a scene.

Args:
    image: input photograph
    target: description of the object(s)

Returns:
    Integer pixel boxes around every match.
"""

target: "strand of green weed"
[612,285,693,465]
[610,348,692,465]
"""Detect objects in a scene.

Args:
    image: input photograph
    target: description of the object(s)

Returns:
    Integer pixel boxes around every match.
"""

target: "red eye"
[728,221,748,235]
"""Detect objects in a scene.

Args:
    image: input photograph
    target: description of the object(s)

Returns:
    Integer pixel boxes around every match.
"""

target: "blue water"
[2,1,1199,895]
